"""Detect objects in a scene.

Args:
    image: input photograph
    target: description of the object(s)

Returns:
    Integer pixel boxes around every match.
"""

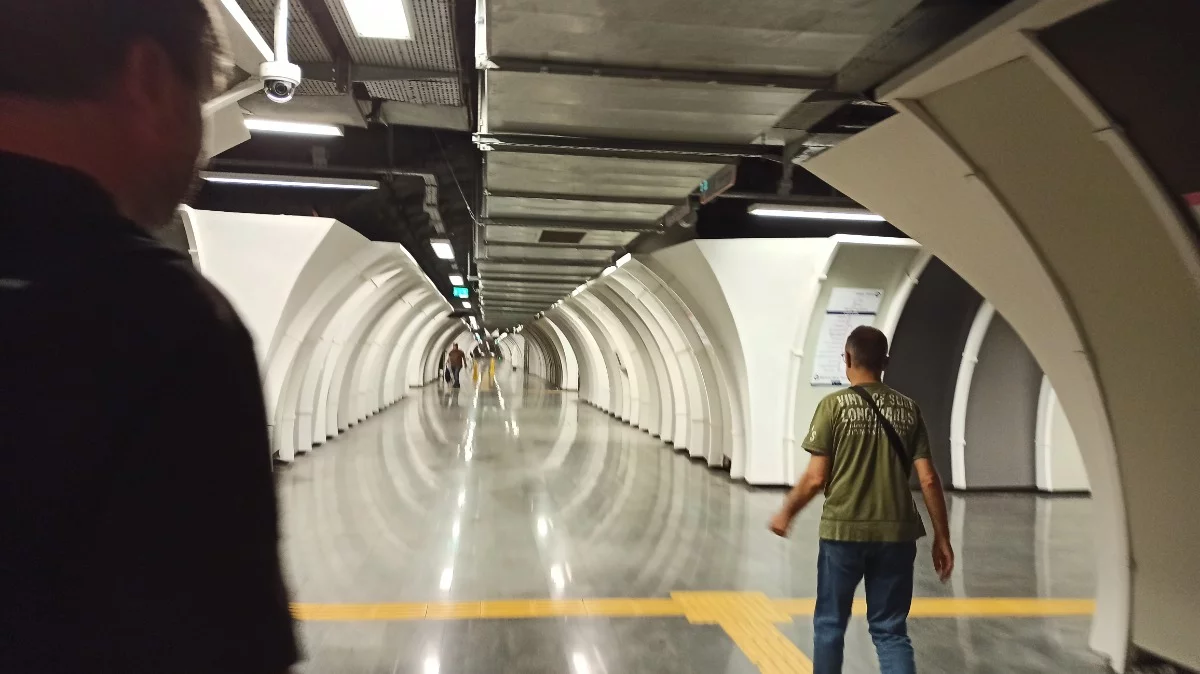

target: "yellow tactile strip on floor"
[721,619,814,674]
[906,597,1095,617]
[290,596,1095,622]
[291,597,688,621]
[673,592,812,674]
[290,595,1095,674]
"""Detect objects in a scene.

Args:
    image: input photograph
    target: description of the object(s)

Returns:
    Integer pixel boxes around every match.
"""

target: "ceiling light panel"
[749,204,885,222]
[342,0,413,40]
[243,118,343,136]
[431,239,455,260]
[200,172,379,190]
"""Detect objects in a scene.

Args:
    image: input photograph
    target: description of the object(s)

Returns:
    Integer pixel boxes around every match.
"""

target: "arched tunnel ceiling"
[203,0,1016,333]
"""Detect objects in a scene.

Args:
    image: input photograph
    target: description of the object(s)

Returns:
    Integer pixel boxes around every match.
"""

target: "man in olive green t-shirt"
[770,326,954,674]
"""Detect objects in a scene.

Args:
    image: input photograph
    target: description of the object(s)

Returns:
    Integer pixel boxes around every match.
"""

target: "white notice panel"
[811,287,883,386]
[826,287,884,314]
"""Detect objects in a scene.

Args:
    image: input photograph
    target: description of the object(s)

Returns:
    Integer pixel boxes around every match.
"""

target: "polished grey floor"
[277,370,1108,673]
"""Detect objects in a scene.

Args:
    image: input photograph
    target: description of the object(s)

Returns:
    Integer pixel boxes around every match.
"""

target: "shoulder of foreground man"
[102,238,248,341]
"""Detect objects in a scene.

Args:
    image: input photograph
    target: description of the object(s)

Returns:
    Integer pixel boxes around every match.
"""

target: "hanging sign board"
[698,164,737,204]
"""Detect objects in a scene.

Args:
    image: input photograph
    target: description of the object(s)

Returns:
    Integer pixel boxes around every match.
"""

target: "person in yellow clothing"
[770,326,954,674]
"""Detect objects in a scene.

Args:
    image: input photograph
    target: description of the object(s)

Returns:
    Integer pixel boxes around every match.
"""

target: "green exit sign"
[453,286,469,298]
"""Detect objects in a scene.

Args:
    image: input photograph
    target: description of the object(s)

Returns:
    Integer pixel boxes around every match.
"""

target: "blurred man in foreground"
[770,326,953,674]
[0,1,298,671]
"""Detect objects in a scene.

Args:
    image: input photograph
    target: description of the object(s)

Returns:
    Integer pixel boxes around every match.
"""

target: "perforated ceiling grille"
[297,79,340,96]
[237,0,332,62]
[365,79,461,106]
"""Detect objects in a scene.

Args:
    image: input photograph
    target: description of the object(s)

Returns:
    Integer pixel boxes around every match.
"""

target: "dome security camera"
[260,61,301,104]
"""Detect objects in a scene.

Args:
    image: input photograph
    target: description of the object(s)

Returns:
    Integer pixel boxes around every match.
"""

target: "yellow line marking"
[290,596,1095,622]
[289,595,1095,674]
[906,597,1095,617]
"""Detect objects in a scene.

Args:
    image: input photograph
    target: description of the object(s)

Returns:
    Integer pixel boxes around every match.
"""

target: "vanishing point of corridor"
[279,366,1105,674]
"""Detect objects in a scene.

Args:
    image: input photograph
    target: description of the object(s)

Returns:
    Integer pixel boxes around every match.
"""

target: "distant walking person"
[0,2,297,672]
[447,343,467,388]
[769,326,953,674]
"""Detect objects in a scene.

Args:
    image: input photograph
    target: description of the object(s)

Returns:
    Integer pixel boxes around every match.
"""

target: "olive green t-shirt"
[802,382,932,542]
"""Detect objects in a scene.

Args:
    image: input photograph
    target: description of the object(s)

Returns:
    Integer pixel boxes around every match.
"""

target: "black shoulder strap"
[850,386,911,476]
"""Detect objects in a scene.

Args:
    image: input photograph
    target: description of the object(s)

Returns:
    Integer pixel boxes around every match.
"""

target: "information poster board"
[811,288,883,386]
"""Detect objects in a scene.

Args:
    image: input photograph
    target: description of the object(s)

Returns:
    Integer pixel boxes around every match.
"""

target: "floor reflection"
[279,372,1105,673]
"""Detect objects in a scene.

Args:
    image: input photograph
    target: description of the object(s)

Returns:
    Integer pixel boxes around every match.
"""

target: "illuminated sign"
[452,286,469,298]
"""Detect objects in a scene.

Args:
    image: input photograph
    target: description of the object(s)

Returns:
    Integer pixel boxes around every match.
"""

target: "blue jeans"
[814,540,916,674]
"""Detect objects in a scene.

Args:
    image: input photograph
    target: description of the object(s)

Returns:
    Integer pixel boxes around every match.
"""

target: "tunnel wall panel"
[786,238,922,483]
[801,4,1200,661]
[962,310,1041,489]
[885,258,984,481]
[186,210,453,463]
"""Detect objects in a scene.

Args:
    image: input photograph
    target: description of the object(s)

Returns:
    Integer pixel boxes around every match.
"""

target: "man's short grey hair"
[846,325,889,372]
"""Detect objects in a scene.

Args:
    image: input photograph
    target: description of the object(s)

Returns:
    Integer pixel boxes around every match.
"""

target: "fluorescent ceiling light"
[243,118,343,136]
[343,0,413,40]
[615,253,632,267]
[749,204,885,222]
[462,301,472,309]
[449,274,464,286]
[200,172,378,190]
[431,239,455,260]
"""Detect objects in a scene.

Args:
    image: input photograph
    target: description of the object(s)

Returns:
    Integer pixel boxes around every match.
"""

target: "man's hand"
[769,510,793,538]
[932,537,955,582]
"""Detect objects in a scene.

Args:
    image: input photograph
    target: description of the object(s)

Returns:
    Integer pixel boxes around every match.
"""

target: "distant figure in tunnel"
[769,325,954,674]
[447,343,466,388]
[0,2,297,673]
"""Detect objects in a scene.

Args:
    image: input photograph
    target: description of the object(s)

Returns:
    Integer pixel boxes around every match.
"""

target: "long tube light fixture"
[200,171,379,190]
[343,0,413,39]
[431,239,455,260]
[449,274,464,286]
[749,204,885,222]
[243,118,343,136]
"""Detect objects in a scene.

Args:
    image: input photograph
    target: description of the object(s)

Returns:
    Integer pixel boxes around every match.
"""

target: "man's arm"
[770,398,835,537]
[914,458,954,582]
[769,455,830,537]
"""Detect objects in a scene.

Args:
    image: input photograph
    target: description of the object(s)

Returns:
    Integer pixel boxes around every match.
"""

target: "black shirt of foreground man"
[0,152,299,671]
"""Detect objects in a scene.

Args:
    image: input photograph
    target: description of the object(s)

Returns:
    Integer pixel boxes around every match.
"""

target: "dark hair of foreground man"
[0,1,299,672]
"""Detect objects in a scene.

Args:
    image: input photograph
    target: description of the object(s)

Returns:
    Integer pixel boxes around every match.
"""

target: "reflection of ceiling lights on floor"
[200,172,378,190]
[749,204,885,222]
[243,118,343,136]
